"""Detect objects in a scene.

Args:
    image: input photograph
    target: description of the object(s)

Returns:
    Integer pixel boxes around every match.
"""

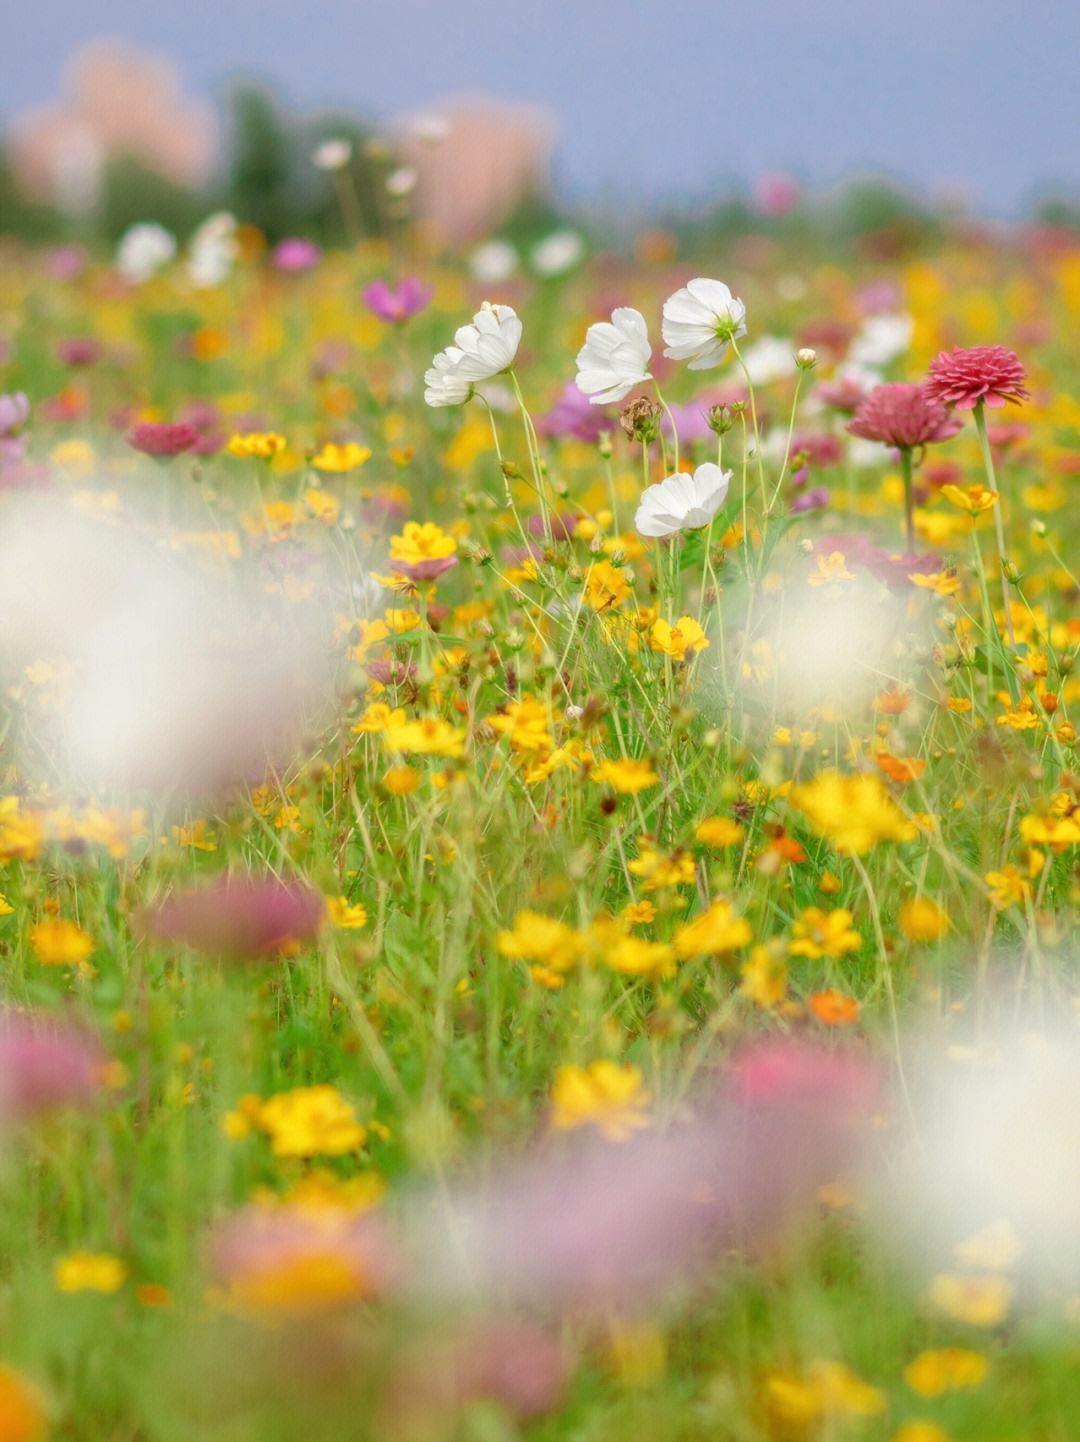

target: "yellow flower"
[903,1348,988,1399]
[0,895,13,917]
[227,431,287,460]
[891,1425,952,1442]
[304,488,340,524]
[497,912,580,976]
[54,1252,127,1294]
[0,1364,47,1442]
[740,944,788,1008]
[171,819,218,851]
[384,716,466,759]
[649,615,709,661]
[487,695,557,754]
[808,550,856,587]
[789,770,917,855]
[30,918,94,967]
[591,757,659,794]
[325,897,369,929]
[765,1359,886,1424]
[389,521,457,569]
[789,906,861,960]
[0,798,43,862]
[604,934,676,977]
[1019,810,1080,849]
[628,840,696,891]
[352,701,407,735]
[695,816,745,848]
[550,1061,650,1142]
[383,765,422,795]
[311,441,371,473]
[909,569,962,596]
[940,482,998,514]
[583,560,630,611]
[929,1272,1013,1327]
[984,864,1031,909]
[899,897,949,941]
[673,899,751,958]
[257,1086,367,1159]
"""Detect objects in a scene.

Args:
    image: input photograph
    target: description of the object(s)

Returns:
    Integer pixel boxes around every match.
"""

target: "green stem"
[972,401,1016,651]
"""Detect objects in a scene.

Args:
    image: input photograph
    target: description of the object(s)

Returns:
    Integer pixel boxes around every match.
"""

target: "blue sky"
[5,0,1078,213]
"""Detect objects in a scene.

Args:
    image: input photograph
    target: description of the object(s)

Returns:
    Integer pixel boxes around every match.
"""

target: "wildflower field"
[0,218,1078,1442]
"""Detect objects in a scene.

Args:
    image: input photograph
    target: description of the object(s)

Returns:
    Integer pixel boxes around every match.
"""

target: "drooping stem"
[652,380,680,475]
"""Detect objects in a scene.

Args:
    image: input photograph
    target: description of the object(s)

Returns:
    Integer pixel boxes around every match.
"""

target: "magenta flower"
[142,875,325,959]
[272,238,323,273]
[362,276,433,324]
[924,344,1029,411]
[127,421,200,458]
[57,337,101,367]
[539,383,616,443]
[0,393,29,437]
[847,383,963,449]
[0,1013,103,1121]
[790,485,830,514]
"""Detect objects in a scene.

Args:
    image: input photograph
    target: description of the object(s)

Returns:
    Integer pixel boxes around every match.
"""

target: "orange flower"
[808,989,860,1026]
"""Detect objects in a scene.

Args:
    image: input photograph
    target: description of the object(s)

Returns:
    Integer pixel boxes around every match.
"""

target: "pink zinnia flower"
[924,344,1029,411]
[362,276,433,324]
[847,383,963,449]
[142,875,325,958]
[127,421,199,457]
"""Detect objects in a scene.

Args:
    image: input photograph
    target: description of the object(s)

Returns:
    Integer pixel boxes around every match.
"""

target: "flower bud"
[795,347,818,370]
[619,397,662,444]
[706,403,735,436]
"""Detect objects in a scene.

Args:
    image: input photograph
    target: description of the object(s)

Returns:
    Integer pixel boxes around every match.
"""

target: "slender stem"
[652,380,680,474]
[899,446,915,554]
[972,401,1016,649]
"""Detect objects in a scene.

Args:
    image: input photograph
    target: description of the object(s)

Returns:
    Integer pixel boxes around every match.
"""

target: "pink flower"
[924,344,1029,411]
[56,337,101,367]
[272,238,322,273]
[142,875,325,958]
[362,277,433,324]
[127,421,199,457]
[0,393,29,437]
[847,383,963,449]
[0,1013,103,1121]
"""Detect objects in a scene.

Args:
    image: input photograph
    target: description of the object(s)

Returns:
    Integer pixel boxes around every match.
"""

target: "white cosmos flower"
[186,212,238,289]
[115,223,177,284]
[470,239,518,284]
[448,302,522,381]
[740,335,798,385]
[423,302,523,408]
[848,312,913,368]
[312,138,352,172]
[661,277,747,370]
[575,308,652,405]
[530,229,585,277]
[423,351,473,408]
[635,464,732,538]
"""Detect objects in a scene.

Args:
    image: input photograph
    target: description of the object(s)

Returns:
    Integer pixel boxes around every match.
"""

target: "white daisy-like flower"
[574,307,652,405]
[115,223,177,284]
[423,302,523,408]
[740,335,798,386]
[634,463,732,538]
[661,277,747,370]
[847,312,913,368]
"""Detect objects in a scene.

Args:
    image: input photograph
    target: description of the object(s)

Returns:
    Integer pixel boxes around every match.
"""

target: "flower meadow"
[0,216,1078,1442]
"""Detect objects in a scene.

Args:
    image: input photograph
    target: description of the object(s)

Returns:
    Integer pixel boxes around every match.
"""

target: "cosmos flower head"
[661,278,747,369]
[0,497,340,799]
[847,383,963,449]
[0,1012,103,1122]
[635,463,732,538]
[115,221,176,283]
[142,875,326,959]
[424,301,522,406]
[924,344,1029,411]
[272,237,323,273]
[574,307,652,405]
[362,276,433,324]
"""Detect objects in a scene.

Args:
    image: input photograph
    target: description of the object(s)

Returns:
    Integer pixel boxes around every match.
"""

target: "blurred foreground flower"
[0,1013,103,1122]
[142,876,325,959]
